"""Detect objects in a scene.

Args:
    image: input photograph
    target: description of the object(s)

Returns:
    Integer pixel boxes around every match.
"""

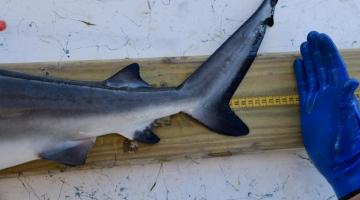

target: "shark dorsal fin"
[104,63,151,89]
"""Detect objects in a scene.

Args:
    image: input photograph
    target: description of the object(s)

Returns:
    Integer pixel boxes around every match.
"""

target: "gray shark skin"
[0,0,277,169]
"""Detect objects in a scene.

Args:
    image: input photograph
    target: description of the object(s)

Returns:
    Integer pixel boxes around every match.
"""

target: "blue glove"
[294,31,360,200]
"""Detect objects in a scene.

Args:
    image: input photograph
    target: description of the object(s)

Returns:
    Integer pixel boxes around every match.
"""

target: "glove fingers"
[294,59,308,105]
[300,42,319,92]
[318,33,349,85]
[307,31,328,89]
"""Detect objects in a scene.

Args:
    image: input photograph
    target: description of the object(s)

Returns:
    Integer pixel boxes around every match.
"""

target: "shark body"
[0,0,277,169]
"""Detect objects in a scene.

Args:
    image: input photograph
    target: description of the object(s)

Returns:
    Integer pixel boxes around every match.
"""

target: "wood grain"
[0,49,359,178]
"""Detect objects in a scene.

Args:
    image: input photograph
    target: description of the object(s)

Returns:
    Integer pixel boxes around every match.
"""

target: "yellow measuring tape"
[230,92,360,109]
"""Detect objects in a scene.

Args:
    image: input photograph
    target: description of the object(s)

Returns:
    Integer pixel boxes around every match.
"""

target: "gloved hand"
[294,31,360,200]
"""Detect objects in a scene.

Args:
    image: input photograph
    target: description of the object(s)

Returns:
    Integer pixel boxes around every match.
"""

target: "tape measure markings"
[230,91,360,109]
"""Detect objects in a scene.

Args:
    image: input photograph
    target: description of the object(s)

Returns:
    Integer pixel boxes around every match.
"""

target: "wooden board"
[0,49,359,178]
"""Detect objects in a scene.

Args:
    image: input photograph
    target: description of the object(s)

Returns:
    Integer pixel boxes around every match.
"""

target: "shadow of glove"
[294,31,360,200]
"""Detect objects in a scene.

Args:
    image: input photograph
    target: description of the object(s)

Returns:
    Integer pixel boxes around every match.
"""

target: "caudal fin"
[185,103,249,136]
[178,0,277,136]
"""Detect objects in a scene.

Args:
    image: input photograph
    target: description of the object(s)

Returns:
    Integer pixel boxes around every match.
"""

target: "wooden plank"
[0,49,359,178]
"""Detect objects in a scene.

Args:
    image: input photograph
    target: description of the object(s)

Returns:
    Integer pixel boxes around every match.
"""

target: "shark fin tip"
[133,128,160,144]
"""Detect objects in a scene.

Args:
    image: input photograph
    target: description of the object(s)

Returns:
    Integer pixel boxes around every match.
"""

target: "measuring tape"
[230,92,360,109]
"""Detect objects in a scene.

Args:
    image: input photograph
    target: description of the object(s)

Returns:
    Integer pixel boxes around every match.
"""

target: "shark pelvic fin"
[185,105,249,136]
[39,138,95,166]
[104,63,151,89]
[133,127,160,144]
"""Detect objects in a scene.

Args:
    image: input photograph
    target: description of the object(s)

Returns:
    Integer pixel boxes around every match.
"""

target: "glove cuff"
[332,179,360,199]
[340,189,360,200]
[328,158,360,199]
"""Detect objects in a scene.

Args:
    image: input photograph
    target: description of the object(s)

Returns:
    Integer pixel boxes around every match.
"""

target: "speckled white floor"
[0,0,359,63]
[0,149,335,200]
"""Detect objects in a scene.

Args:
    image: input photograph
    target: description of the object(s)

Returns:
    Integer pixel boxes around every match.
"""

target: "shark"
[0,0,277,169]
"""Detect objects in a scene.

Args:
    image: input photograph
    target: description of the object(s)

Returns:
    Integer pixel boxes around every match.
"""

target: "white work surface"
[0,0,359,199]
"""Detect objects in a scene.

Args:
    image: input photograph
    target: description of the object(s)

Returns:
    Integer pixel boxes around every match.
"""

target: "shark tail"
[177,65,250,136]
[177,0,278,136]
[177,54,251,137]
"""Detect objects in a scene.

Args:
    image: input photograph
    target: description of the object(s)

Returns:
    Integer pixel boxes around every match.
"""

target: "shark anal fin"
[133,127,160,144]
[185,105,249,136]
[39,138,95,166]
[104,63,151,89]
